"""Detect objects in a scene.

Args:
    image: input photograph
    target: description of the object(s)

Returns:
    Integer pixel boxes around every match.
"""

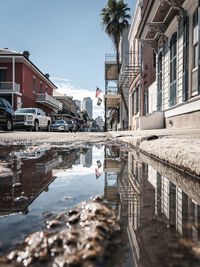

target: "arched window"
[169,32,177,106]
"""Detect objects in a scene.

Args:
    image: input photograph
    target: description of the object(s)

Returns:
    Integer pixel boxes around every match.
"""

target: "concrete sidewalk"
[108,128,200,177]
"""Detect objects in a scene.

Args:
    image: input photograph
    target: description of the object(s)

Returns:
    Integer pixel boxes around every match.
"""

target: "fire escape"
[104,52,140,131]
[104,54,120,131]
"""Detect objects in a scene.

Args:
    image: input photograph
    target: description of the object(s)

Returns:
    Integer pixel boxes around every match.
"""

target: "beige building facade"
[137,0,200,129]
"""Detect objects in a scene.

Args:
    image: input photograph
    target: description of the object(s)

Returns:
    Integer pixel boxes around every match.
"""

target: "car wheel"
[34,121,39,132]
[47,123,51,132]
[4,117,12,131]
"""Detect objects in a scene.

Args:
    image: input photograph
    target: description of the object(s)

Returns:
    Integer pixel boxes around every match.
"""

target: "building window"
[133,87,139,115]
[169,32,177,107]
[157,52,162,111]
[33,77,36,92]
[132,92,134,115]
[39,82,43,93]
[192,8,198,96]
[0,69,6,82]
[143,89,148,115]
[153,51,156,69]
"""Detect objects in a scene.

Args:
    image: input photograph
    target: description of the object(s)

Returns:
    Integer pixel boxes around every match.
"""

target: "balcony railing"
[36,93,62,110]
[0,82,20,93]
[105,53,117,63]
[119,64,140,88]
[105,86,119,95]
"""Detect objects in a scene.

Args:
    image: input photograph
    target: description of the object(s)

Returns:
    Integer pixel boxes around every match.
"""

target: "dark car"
[51,120,69,132]
[0,98,14,131]
[66,120,77,132]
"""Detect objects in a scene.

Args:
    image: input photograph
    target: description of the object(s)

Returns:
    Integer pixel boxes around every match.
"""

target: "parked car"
[13,108,51,131]
[51,120,69,132]
[66,120,77,132]
[0,97,14,131]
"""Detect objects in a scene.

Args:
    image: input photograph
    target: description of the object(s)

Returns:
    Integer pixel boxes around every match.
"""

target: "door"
[37,109,45,128]
[169,33,177,107]
[0,69,6,89]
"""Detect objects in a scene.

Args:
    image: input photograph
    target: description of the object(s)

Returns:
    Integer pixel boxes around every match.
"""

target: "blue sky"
[1,0,136,118]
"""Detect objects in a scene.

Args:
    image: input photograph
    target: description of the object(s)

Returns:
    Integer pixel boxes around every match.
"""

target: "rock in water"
[2,196,121,267]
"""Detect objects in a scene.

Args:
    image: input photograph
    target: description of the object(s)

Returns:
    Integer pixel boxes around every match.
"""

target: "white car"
[13,108,51,131]
[50,120,69,132]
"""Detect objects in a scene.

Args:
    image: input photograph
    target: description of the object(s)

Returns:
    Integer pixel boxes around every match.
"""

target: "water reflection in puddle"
[0,144,200,266]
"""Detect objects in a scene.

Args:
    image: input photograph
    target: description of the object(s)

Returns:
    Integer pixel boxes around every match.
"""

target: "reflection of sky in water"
[33,165,105,213]
[0,146,105,253]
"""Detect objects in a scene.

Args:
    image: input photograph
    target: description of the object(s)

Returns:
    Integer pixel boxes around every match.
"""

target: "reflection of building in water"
[125,151,200,266]
[81,147,92,167]
[147,161,200,240]
[103,146,122,204]
[0,147,78,217]
[52,148,79,175]
[14,146,48,159]
[74,156,81,165]
[0,149,61,216]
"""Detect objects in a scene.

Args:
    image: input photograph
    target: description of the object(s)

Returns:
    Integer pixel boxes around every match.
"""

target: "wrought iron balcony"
[105,54,117,63]
[104,159,121,173]
[105,86,119,95]
[119,64,140,88]
[105,54,118,81]
[0,82,20,93]
[36,93,62,110]
[104,86,121,108]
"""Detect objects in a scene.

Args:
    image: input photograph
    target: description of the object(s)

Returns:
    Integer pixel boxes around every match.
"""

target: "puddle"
[0,144,200,266]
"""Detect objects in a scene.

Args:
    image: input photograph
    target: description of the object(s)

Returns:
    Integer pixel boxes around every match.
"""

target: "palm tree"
[101,0,131,116]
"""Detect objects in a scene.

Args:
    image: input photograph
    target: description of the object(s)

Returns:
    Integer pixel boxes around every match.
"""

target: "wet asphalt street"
[0,128,200,176]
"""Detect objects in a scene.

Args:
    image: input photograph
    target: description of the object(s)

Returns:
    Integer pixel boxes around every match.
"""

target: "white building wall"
[163,50,169,110]
[177,36,184,104]
[162,49,169,110]
[148,81,157,113]
[136,0,200,130]
[176,187,183,235]
[128,1,141,130]
[148,166,157,188]
[161,176,170,219]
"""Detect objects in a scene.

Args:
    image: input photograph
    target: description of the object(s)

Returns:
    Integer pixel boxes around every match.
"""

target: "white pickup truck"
[13,108,51,131]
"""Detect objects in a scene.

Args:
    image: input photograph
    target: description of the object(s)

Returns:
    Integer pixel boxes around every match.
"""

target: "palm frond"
[100,0,131,51]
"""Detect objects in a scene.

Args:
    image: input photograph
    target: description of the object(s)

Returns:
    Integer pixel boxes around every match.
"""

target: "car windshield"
[52,120,65,124]
[15,109,36,114]
[2,99,13,109]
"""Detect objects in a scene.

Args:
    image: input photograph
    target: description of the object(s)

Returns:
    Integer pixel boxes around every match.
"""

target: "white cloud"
[51,77,104,120]
[51,77,70,83]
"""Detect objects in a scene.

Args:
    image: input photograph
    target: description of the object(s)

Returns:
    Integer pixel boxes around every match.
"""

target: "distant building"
[81,147,92,168]
[74,99,81,110]
[82,97,93,119]
[53,91,79,120]
[95,116,104,130]
[0,48,61,114]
